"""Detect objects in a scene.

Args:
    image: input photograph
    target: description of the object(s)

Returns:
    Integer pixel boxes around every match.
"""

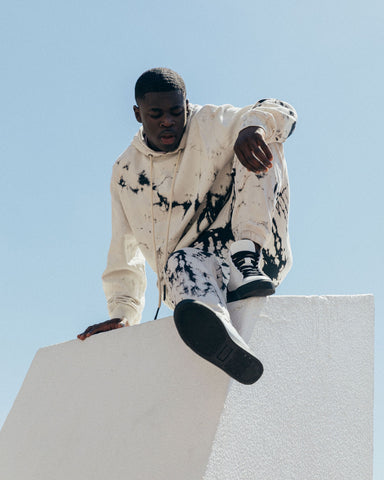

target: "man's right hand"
[77,318,124,341]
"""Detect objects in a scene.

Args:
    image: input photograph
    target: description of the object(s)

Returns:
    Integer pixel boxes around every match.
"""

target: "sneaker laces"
[231,250,262,278]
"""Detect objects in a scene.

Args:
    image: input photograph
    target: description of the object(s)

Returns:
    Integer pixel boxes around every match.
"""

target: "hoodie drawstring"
[150,150,182,319]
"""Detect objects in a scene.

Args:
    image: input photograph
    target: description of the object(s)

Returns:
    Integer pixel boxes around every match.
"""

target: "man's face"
[133,90,189,152]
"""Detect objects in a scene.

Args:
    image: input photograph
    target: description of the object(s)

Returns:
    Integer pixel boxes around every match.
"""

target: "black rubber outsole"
[227,279,275,303]
[174,300,263,385]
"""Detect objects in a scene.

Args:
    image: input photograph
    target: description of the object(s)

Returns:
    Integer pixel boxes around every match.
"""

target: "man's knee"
[165,247,212,273]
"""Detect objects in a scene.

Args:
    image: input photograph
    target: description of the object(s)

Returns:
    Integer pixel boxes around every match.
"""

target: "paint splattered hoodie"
[102,99,297,325]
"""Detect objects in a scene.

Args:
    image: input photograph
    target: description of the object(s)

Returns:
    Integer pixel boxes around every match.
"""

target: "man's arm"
[234,99,297,173]
[78,166,146,340]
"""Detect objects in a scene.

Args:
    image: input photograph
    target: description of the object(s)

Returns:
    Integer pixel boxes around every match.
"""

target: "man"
[78,67,297,385]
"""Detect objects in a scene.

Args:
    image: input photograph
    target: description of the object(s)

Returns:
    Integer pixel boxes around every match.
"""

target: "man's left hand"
[77,318,124,341]
[234,126,273,173]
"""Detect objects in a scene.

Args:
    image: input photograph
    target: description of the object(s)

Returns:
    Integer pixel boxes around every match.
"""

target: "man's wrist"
[238,125,265,137]
[119,317,129,327]
[108,303,140,326]
[246,125,265,134]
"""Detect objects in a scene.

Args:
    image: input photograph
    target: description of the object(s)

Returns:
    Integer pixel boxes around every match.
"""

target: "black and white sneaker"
[174,299,263,385]
[227,239,275,303]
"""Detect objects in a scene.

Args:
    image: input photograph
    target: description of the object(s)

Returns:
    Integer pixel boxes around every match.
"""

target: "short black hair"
[135,68,186,102]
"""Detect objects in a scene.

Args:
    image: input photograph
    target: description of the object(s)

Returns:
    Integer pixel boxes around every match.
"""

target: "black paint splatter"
[262,218,287,282]
[196,169,235,233]
[138,171,150,186]
[275,186,289,220]
[287,122,296,138]
[152,190,192,217]
[165,249,218,298]
[193,223,234,259]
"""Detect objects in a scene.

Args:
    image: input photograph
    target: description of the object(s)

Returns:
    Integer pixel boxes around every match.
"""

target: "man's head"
[133,68,189,152]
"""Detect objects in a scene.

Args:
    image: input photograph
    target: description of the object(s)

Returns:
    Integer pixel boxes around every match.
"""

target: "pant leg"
[168,143,292,294]
[164,247,229,318]
[231,142,292,285]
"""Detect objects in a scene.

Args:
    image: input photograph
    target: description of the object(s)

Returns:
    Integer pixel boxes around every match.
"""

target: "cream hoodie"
[102,99,297,325]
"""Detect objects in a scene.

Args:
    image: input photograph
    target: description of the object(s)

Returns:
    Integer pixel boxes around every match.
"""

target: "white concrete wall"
[0,295,374,480]
[205,295,374,480]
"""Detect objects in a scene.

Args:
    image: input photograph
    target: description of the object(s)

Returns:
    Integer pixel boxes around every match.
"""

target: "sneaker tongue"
[230,239,256,254]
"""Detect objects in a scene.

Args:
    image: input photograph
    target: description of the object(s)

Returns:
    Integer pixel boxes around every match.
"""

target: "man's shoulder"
[190,102,243,114]
[113,143,137,170]
[189,103,247,125]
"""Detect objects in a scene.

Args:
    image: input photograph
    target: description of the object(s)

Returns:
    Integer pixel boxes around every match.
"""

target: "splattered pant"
[163,143,292,312]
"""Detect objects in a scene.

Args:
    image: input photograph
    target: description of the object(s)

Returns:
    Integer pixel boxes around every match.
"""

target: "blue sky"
[1,0,383,476]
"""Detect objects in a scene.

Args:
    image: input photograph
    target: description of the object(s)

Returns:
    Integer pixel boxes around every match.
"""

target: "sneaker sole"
[174,300,263,385]
[227,279,275,303]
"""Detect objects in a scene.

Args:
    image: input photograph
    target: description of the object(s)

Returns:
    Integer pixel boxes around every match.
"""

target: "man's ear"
[186,99,190,116]
[133,105,142,123]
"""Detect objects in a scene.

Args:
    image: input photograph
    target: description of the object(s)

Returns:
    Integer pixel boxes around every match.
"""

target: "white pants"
[164,143,292,311]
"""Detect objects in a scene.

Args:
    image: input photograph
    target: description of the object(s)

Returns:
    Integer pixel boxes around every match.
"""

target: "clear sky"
[1,0,383,476]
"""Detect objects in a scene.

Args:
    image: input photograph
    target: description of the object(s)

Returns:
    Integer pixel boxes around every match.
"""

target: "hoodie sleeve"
[239,98,297,143]
[102,166,146,326]
[194,99,296,152]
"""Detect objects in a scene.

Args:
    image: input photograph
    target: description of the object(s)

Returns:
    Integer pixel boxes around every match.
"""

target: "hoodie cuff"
[240,114,271,141]
[109,304,141,326]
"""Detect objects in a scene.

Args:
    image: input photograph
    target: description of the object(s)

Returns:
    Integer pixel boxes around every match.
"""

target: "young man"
[78,68,297,384]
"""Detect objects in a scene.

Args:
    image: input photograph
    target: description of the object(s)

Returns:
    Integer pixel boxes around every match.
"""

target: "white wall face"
[0,295,374,480]
[204,295,374,480]
[0,316,230,480]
